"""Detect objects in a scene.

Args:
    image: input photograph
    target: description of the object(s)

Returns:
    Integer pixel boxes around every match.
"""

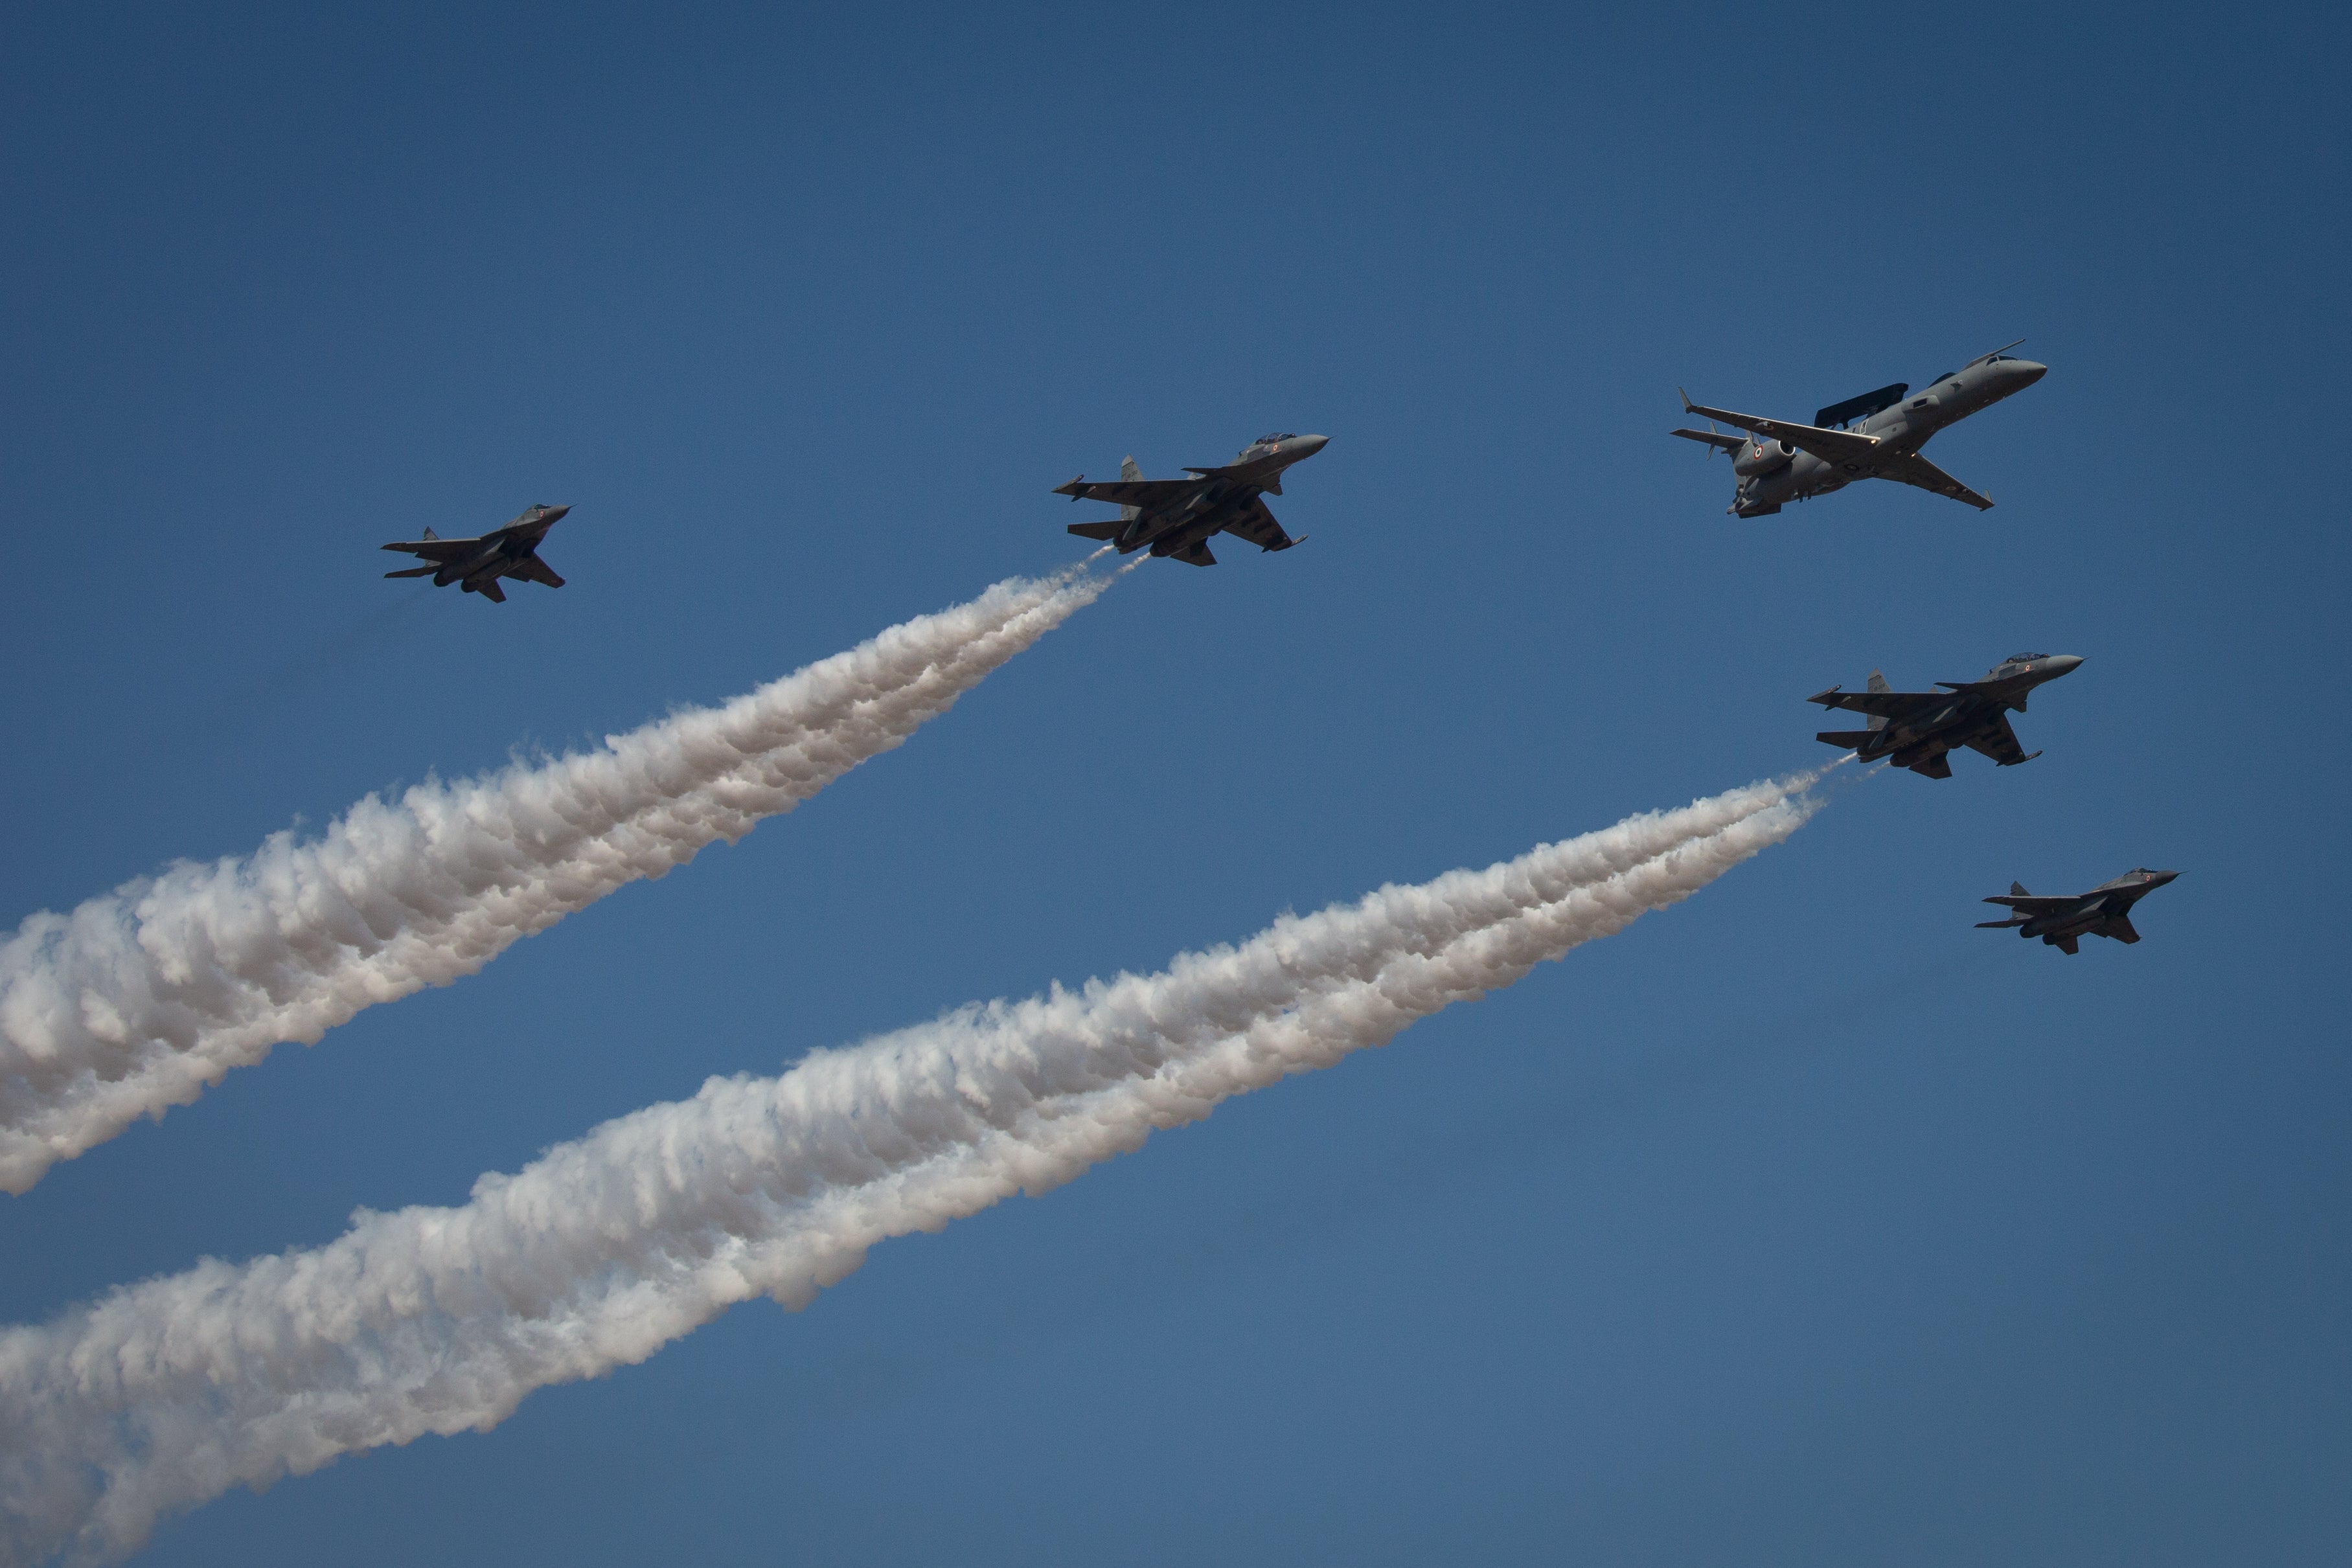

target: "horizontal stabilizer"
[383,564,438,578]
[1976,915,2027,928]
[1671,427,1744,453]
[1067,520,1123,541]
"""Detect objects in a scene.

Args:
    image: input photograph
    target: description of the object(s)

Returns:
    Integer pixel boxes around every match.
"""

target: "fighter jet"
[381,504,569,604]
[1809,652,2082,778]
[1673,343,2046,517]
[1977,869,2178,954]
[1054,433,1327,566]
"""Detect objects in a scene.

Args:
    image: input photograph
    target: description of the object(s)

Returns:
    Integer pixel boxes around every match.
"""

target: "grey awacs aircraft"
[381,503,569,603]
[1055,433,1327,566]
[1810,652,2082,778]
[1978,869,2178,954]
[1673,343,2046,517]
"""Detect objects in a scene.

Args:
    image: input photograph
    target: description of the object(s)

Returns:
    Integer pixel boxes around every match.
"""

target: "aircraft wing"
[1670,427,1744,453]
[1219,495,1298,552]
[1053,477,1200,508]
[508,555,566,589]
[1880,451,1994,510]
[1961,714,2038,766]
[381,536,478,562]
[1980,893,2083,916]
[1677,398,1883,467]
[1810,687,1947,720]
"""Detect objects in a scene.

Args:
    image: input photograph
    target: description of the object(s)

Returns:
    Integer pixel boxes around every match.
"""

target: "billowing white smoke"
[0,774,1823,1564]
[0,564,1111,1194]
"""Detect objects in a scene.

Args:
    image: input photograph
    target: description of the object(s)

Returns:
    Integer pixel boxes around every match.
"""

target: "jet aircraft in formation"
[381,505,569,604]
[1977,869,2178,955]
[371,348,2165,948]
[1809,652,2083,778]
[1673,343,2046,517]
[1054,432,1327,566]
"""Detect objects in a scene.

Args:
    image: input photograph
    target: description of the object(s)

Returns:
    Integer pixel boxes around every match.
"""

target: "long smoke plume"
[0,564,1112,1194]
[0,773,1823,1564]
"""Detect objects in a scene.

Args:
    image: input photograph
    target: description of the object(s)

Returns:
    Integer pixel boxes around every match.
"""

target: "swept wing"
[1882,451,1994,510]
[1809,686,1950,720]
[1053,476,1202,508]
[1677,394,1883,467]
[1220,495,1299,552]
[1961,713,2039,766]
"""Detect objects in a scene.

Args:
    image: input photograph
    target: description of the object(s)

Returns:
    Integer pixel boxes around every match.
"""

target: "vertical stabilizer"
[1866,669,1891,731]
[2010,881,2029,896]
[1119,456,1143,521]
[422,527,439,541]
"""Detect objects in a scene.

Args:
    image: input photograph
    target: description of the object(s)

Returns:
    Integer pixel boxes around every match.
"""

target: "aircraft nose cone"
[2007,359,2048,386]
[2044,653,2084,676]
[2145,869,2180,885]
[1292,434,1329,457]
[543,504,571,521]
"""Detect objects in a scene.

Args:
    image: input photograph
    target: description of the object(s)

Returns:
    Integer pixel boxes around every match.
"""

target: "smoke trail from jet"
[0,774,1823,1563]
[0,564,1112,1194]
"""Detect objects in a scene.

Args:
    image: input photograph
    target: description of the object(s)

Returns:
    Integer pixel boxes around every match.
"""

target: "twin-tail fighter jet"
[1055,433,1327,566]
[1673,343,2046,517]
[1810,652,2082,778]
[381,504,569,604]
[1977,869,2177,954]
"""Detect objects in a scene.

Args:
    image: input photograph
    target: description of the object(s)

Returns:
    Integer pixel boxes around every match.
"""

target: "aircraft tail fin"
[2011,881,2030,896]
[1864,669,1891,731]
[1067,520,1123,541]
[420,527,439,541]
[1119,455,1142,521]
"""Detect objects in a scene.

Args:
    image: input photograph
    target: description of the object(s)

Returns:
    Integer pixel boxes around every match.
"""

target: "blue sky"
[2,3,2346,1563]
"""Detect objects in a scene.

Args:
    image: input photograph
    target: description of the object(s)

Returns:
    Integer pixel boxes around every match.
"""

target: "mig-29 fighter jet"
[1810,652,2082,778]
[1673,343,2046,517]
[1055,433,1327,566]
[381,503,569,603]
[1978,869,2178,954]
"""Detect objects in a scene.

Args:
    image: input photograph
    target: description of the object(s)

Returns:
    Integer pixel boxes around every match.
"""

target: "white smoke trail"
[0,774,1824,1564]
[0,563,1112,1194]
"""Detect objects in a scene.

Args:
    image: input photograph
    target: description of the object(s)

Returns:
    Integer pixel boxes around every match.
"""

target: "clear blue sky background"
[3,3,2346,1563]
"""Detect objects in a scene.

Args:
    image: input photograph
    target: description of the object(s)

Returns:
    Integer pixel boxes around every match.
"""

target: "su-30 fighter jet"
[1810,652,2082,778]
[1673,343,2046,517]
[381,503,569,603]
[1055,433,1327,566]
[1978,869,2178,954]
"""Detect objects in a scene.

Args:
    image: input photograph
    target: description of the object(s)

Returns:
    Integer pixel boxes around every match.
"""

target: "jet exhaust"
[0,564,1114,1194]
[0,773,1825,1563]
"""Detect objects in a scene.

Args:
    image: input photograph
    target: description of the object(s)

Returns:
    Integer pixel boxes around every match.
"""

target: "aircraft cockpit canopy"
[1251,431,1297,447]
[2004,652,2049,665]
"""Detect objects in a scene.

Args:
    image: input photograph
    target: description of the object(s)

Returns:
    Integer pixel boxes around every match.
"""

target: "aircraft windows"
[1930,371,1958,386]
[2007,651,2048,662]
